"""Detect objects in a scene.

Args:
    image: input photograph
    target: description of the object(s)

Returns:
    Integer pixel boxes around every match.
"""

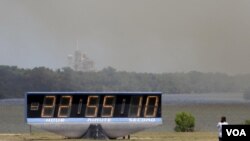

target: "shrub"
[245,119,250,125]
[175,112,195,132]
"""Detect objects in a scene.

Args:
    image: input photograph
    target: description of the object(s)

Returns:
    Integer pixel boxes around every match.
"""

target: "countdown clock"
[26,92,162,139]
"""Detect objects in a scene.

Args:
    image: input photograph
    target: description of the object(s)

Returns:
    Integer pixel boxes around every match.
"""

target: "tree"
[0,65,249,98]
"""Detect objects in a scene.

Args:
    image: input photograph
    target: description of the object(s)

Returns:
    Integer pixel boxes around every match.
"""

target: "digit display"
[57,96,72,117]
[129,96,143,117]
[41,96,56,117]
[26,92,161,118]
[85,96,99,117]
[101,96,116,117]
[144,96,159,117]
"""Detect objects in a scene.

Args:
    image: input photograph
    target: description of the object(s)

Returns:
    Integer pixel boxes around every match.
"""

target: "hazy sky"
[1,0,250,74]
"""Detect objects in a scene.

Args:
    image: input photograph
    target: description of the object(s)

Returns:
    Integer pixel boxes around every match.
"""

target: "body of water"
[0,93,249,105]
[162,93,249,104]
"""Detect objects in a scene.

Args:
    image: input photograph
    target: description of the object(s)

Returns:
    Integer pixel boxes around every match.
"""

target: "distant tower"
[67,41,95,72]
[74,50,82,71]
[67,54,73,68]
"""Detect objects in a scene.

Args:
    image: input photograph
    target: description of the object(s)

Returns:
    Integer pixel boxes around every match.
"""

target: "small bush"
[245,119,250,125]
[175,112,195,132]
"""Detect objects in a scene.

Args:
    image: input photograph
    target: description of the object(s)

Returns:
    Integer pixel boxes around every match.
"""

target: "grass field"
[0,132,218,141]
[1,103,250,133]
[1,101,250,140]
[161,103,250,131]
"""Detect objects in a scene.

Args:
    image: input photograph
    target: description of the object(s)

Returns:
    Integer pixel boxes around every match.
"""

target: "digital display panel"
[27,92,161,118]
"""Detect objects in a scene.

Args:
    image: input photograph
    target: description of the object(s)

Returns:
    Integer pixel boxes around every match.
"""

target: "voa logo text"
[226,129,246,137]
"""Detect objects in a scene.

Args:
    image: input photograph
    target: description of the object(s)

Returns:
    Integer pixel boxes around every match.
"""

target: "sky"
[1,0,250,74]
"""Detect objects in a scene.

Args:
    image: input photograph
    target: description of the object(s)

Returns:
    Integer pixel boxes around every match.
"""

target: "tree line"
[0,65,250,99]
